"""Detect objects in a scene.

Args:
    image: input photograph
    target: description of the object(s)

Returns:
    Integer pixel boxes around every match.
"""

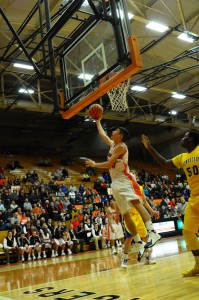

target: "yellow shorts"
[125,208,147,238]
[184,199,199,233]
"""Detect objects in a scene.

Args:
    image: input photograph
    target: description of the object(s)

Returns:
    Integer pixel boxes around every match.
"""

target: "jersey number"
[186,165,199,177]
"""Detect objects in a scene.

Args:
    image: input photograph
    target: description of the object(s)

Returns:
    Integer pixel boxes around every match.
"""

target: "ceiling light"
[131,85,147,92]
[128,13,134,20]
[78,73,94,80]
[146,21,169,33]
[82,1,89,7]
[19,88,34,94]
[169,110,177,115]
[172,92,186,99]
[13,63,34,70]
[177,32,198,43]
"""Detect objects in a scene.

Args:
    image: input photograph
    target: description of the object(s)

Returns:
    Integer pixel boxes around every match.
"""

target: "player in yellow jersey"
[142,130,199,277]
[121,177,160,268]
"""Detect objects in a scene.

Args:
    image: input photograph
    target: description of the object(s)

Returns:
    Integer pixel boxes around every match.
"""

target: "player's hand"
[152,210,160,219]
[85,159,96,167]
[142,134,151,149]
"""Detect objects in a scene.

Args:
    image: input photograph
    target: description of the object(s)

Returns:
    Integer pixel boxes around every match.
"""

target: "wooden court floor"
[0,236,198,300]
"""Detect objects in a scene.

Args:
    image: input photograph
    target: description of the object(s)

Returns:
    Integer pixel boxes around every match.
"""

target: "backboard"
[59,0,142,119]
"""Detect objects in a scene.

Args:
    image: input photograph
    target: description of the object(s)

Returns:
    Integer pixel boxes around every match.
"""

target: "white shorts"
[30,244,42,251]
[108,223,124,240]
[43,243,52,249]
[20,246,30,252]
[111,175,142,215]
[54,238,66,246]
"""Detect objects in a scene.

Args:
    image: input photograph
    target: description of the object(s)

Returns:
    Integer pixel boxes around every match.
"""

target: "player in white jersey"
[106,198,124,254]
[86,119,161,261]
[142,130,199,276]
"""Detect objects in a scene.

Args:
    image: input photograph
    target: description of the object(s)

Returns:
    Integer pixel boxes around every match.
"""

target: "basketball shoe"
[133,241,146,262]
[144,258,156,265]
[182,264,199,277]
[145,230,161,248]
[121,258,128,269]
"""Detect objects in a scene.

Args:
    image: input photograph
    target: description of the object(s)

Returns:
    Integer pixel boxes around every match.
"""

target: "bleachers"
[0,154,97,186]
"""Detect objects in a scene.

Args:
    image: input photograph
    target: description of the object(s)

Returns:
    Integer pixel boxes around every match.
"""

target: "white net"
[107,78,130,112]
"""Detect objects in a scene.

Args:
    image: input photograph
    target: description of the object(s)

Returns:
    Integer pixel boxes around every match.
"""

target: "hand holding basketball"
[88,104,103,120]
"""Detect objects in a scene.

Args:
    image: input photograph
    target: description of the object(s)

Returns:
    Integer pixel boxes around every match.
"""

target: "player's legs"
[130,200,161,247]
[123,211,146,261]
[182,202,199,276]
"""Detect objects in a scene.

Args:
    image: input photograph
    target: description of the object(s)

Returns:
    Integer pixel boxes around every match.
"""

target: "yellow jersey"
[172,145,199,198]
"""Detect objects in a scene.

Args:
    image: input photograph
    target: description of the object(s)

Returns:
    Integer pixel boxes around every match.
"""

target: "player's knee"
[183,229,199,250]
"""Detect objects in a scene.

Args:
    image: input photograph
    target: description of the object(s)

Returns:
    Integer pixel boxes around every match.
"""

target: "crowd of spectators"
[0,161,190,263]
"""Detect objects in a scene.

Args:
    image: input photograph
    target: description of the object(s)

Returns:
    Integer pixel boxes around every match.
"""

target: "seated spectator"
[11,212,20,225]
[69,184,77,193]
[29,230,42,260]
[62,167,69,178]
[21,212,30,225]
[17,232,32,262]
[53,221,66,257]
[69,223,84,253]
[23,198,32,212]
[3,230,20,264]
[26,170,34,183]
[31,170,39,182]
[84,218,93,243]
[62,229,73,255]
[76,221,87,242]
[68,189,76,203]
[0,210,7,229]
[72,215,80,231]
[159,205,168,219]
[0,199,5,212]
[32,203,42,218]
[91,223,105,250]
[40,226,53,258]
[60,184,68,195]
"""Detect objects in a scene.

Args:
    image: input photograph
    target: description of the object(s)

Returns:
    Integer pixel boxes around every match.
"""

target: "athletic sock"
[133,234,142,243]
[145,221,154,232]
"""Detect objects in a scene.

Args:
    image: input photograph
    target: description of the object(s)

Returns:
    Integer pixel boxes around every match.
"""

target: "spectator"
[17,232,32,262]
[3,230,20,264]
[29,230,42,260]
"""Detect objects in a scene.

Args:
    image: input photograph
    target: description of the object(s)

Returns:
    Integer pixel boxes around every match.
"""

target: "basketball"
[88,104,103,120]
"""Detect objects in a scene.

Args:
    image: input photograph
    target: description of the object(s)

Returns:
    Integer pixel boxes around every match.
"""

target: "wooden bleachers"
[0,154,98,187]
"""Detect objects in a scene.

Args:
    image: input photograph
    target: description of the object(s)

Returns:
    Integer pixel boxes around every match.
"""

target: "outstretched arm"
[86,143,126,169]
[142,134,175,169]
[95,119,113,147]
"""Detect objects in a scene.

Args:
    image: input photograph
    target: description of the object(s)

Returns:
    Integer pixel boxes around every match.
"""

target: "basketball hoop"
[107,77,130,112]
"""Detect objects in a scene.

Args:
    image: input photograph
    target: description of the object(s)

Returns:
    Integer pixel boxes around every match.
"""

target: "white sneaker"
[112,248,117,255]
[121,258,128,269]
[55,252,58,257]
[51,253,55,258]
[21,257,25,262]
[28,257,32,261]
[61,252,65,256]
[32,256,36,260]
[43,254,46,258]
[68,249,72,255]
[145,231,161,248]
[144,259,156,265]
[133,241,146,262]
[38,255,41,259]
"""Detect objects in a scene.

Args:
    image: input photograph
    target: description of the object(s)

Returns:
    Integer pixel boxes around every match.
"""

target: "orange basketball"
[88,104,103,120]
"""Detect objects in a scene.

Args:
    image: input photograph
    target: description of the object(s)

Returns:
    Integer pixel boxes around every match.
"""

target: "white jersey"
[107,143,143,215]
[107,206,118,225]
[108,143,130,180]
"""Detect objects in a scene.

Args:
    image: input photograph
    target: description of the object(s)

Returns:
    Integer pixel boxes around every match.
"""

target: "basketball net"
[107,78,130,112]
